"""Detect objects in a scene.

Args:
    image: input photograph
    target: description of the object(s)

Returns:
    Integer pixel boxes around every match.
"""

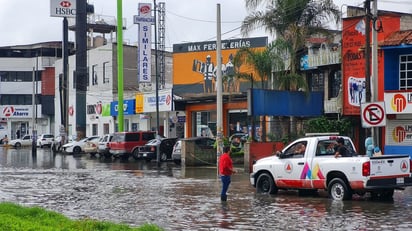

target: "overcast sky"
[0,0,411,50]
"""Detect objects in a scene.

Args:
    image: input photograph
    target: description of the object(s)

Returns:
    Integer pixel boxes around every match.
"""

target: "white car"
[98,134,114,158]
[9,134,33,148]
[62,136,100,154]
[36,134,54,148]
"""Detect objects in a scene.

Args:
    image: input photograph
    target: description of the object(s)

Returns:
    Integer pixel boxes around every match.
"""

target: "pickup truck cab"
[250,135,412,200]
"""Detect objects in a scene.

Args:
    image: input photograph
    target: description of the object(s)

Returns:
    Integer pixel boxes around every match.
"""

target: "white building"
[0,42,67,140]
[53,40,176,138]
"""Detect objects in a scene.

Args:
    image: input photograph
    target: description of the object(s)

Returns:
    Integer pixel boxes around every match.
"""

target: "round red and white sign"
[2,106,15,117]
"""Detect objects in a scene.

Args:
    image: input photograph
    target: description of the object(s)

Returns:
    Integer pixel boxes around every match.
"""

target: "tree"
[241,0,340,140]
[233,45,274,141]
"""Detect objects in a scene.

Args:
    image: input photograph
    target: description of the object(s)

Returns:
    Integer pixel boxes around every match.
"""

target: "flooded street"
[1,147,412,230]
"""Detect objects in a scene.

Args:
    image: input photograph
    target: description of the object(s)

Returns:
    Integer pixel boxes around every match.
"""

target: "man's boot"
[221,195,227,201]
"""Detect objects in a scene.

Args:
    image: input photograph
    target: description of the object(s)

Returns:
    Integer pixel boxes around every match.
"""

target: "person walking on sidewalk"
[219,146,235,201]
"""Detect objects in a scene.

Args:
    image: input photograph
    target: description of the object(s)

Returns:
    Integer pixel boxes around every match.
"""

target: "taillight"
[362,161,370,176]
[151,146,155,152]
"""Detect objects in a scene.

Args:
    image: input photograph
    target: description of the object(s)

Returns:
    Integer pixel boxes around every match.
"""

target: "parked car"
[62,136,100,154]
[138,137,178,162]
[52,135,76,152]
[109,131,156,159]
[36,134,54,148]
[84,136,101,156]
[172,137,215,165]
[9,134,33,148]
[98,134,114,158]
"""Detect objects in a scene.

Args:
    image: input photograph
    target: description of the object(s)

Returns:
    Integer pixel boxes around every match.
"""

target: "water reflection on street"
[1,147,412,230]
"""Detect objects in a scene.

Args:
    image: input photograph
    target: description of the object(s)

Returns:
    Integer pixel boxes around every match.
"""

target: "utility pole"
[364,0,372,103]
[216,4,223,177]
[371,0,379,147]
[75,0,87,140]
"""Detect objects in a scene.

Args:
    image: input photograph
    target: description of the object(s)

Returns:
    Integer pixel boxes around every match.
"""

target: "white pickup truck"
[250,135,412,200]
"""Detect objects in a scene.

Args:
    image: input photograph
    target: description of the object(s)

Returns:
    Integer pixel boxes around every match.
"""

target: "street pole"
[154,0,161,166]
[371,0,379,147]
[117,0,124,132]
[216,4,223,177]
[31,66,36,155]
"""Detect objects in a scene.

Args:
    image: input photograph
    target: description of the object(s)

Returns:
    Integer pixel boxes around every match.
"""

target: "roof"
[379,30,412,47]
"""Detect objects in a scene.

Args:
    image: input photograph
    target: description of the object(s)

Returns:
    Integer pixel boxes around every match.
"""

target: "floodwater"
[1,147,412,230]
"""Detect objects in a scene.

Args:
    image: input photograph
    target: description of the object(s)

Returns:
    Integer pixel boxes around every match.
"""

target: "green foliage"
[305,117,352,135]
[0,202,163,231]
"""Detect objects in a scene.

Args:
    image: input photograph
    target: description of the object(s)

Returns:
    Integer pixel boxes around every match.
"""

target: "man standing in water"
[219,146,235,201]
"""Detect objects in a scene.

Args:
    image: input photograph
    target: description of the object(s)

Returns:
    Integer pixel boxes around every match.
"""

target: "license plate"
[397,177,404,184]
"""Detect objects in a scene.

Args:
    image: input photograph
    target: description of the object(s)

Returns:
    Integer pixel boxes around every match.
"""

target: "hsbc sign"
[50,0,76,18]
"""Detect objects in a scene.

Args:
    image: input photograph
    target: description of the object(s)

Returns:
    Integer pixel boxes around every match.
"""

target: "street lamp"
[31,52,39,155]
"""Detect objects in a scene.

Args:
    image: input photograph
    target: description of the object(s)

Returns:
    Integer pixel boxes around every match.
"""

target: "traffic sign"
[361,102,386,128]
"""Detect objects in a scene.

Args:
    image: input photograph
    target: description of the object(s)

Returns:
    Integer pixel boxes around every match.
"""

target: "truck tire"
[132,149,139,160]
[256,173,278,194]
[328,178,352,200]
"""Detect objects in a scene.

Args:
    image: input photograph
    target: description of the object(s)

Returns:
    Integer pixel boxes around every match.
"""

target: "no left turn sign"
[361,101,386,128]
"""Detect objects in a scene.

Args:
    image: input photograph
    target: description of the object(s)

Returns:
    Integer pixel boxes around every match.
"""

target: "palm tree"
[241,0,340,139]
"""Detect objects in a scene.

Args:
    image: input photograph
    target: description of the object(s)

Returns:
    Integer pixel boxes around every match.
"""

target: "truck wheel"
[328,178,352,200]
[132,149,139,160]
[256,173,278,194]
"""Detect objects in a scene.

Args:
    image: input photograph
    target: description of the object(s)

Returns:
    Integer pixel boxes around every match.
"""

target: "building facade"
[0,42,71,140]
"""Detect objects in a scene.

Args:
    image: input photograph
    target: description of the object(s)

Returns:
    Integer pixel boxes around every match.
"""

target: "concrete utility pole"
[364,0,372,103]
[216,4,223,177]
[75,0,87,139]
[371,0,379,147]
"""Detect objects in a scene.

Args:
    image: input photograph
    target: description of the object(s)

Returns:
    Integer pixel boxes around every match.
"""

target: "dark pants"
[220,175,231,198]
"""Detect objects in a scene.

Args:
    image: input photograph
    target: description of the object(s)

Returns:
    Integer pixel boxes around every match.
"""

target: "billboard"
[341,16,399,115]
[172,37,268,95]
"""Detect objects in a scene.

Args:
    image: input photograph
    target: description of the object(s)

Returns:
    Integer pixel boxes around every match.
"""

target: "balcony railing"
[307,43,341,68]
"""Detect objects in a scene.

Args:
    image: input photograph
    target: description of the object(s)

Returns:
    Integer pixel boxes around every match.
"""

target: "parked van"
[109,131,156,159]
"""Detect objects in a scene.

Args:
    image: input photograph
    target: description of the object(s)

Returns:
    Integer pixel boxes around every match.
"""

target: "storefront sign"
[135,89,173,113]
[110,99,136,116]
[0,106,32,118]
[384,92,412,114]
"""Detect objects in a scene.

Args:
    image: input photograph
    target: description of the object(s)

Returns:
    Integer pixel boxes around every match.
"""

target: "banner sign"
[384,92,412,114]
[134,3,153,85]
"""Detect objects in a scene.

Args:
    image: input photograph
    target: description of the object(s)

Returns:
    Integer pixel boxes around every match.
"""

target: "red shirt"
[219,153,233,176]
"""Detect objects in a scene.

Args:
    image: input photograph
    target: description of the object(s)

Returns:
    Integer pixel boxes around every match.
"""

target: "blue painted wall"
[249,89,324,116]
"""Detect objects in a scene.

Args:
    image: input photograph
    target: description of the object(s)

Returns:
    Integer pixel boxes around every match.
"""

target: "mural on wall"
[172,37,268,95]
[342,15,399,115]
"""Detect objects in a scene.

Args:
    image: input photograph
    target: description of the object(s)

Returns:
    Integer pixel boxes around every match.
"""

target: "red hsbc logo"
[60,1,71,7]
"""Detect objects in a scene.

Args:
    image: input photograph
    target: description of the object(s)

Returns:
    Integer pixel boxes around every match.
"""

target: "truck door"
[276,141,308,188]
